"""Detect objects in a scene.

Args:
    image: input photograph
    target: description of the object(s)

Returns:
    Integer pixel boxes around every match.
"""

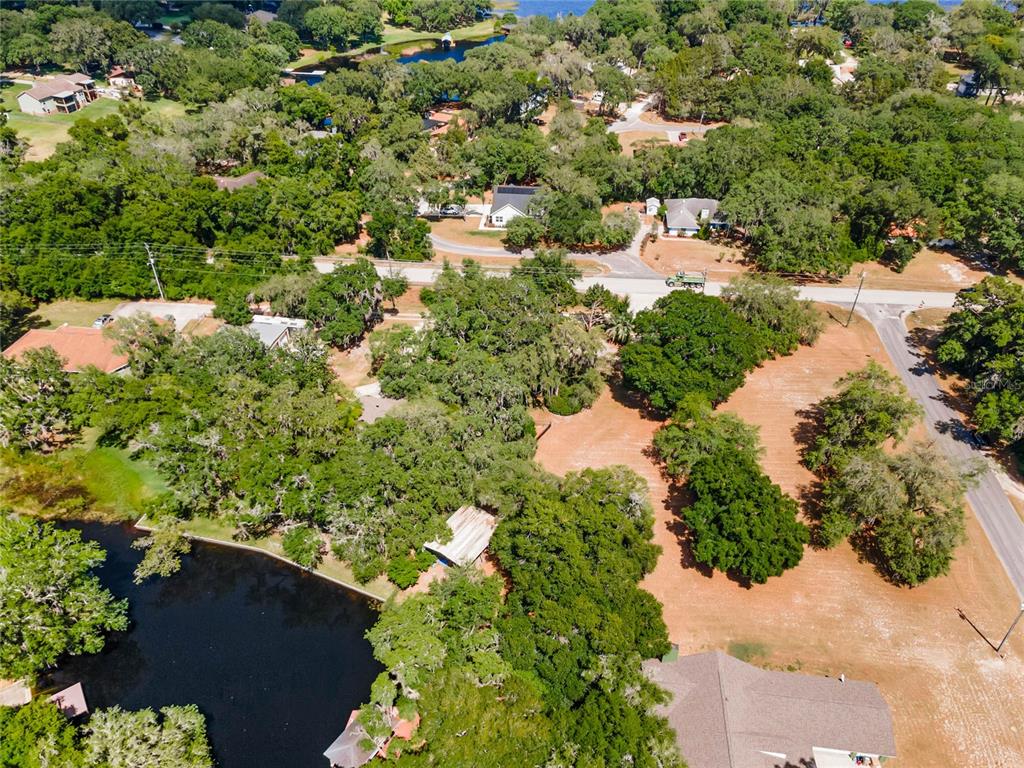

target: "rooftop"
[644,651,896,768]
[490,185,539,216]
[664,197,723,230]
[3,326,129,374]
[424,506,498,567]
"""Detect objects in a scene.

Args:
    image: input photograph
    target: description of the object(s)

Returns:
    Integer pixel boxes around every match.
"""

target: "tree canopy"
[0,514,128,680]
[620,290,768,412]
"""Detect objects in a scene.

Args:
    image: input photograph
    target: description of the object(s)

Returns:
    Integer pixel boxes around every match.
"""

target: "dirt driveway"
[534,309,1024,767]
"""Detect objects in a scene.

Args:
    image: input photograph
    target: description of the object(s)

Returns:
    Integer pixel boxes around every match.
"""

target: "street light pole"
[143,242,165,300]
[845,270,866,327]
[995,602,1024,655]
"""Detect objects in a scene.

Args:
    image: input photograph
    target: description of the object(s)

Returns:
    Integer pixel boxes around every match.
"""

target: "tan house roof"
[21,74,93,101]
[643,651,896,768]
[3,326,129,374]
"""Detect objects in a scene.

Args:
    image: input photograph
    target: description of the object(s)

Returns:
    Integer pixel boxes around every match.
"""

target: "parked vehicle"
[92,314,114,329]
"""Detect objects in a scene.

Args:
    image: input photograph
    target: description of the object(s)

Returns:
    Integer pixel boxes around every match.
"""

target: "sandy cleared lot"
[534,309,1024,768]
[617,130,670,156]
[642,239,1021,293]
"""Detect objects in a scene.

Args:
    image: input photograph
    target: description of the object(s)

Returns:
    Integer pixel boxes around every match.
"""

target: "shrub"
[282,524,323,569]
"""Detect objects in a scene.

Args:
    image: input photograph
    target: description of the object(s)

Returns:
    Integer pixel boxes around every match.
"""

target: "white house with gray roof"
[17,74,97,115]
[644,651,896,768]
[486,185,539,228]
[663,197,727,236]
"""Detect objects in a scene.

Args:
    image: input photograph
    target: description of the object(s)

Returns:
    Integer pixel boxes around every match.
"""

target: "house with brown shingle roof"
[3,325,129,374]
[17,74,97,115]
[644,651,896,768]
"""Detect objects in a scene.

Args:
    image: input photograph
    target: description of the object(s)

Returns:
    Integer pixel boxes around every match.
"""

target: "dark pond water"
[396,34,505,64]
[299,34,506,74]
[43,522,381,768]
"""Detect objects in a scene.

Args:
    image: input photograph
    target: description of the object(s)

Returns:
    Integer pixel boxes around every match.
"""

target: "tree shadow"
[791,404,823,462]
[605,368,667,422]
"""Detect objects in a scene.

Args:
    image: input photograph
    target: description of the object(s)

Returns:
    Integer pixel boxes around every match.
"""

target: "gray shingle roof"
[643,651,896,768]
[664,198,722,230]
[490,185,538,217]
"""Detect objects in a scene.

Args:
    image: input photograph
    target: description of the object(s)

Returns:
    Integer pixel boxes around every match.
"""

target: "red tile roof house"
[17,74,97,115]
[2,325,129,374]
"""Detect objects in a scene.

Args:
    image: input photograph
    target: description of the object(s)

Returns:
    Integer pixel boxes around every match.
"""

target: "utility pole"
[845,270,866,327]
[144,242,165,300]
[995,602,1024,656]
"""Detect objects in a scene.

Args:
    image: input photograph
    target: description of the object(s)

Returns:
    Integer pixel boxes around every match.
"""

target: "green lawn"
[34,298,123,329]
[0,444,167,522]
[2,81,186,161]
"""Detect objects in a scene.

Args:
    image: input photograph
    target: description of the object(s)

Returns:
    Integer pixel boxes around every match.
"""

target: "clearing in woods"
[534,306,1024,768]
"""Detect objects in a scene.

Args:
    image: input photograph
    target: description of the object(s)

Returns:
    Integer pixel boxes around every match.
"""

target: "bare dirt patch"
[642,236,752,280]
[617,131,669,156]
[534,313,1024,768]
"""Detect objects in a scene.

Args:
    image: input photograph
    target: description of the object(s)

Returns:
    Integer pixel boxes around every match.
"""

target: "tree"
[382,275,409,312]
[937,277,1024,448]
[503,215,544,250]
[83,705,214,768]
[805,362,923,471]
[620,291,767,412]
[512,249,581,308]
[0,289,37,350]
[213,289,253,326]
[821,444,972,585]
[0,698,82,768]
[304,260,383,349]
[0,348,80,453]
[132,519,191,584]
[653,395,762,478]
[684,450,808,584]
[282,524,323,569]
[0,515,128,680]
[720,274,823,355]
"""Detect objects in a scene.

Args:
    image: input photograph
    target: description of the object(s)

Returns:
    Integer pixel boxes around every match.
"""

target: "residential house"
[324,708,420,768]
[2,325,129,374]
[424,506,498,567]
[644,651,897,768]
[17,74,97,115]
[246,315,306,349]
[487,185,539,228]
[663,197,727,237]
[107,66,142,95]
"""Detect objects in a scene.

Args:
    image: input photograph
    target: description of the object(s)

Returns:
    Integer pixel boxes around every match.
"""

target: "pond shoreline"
[134,515,396,602]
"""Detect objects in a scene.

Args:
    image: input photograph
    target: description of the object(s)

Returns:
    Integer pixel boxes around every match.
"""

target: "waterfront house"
[644,651,897,768]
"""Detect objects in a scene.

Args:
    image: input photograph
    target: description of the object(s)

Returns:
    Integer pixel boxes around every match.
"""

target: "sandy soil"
[617,130,670,156]
[329,287,426,387]
[534,310,1024,768]
[642,240,1021,294]
[643,236,752,280]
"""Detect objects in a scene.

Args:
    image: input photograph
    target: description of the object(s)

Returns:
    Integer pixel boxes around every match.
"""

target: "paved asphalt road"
[862,305,1024,600]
